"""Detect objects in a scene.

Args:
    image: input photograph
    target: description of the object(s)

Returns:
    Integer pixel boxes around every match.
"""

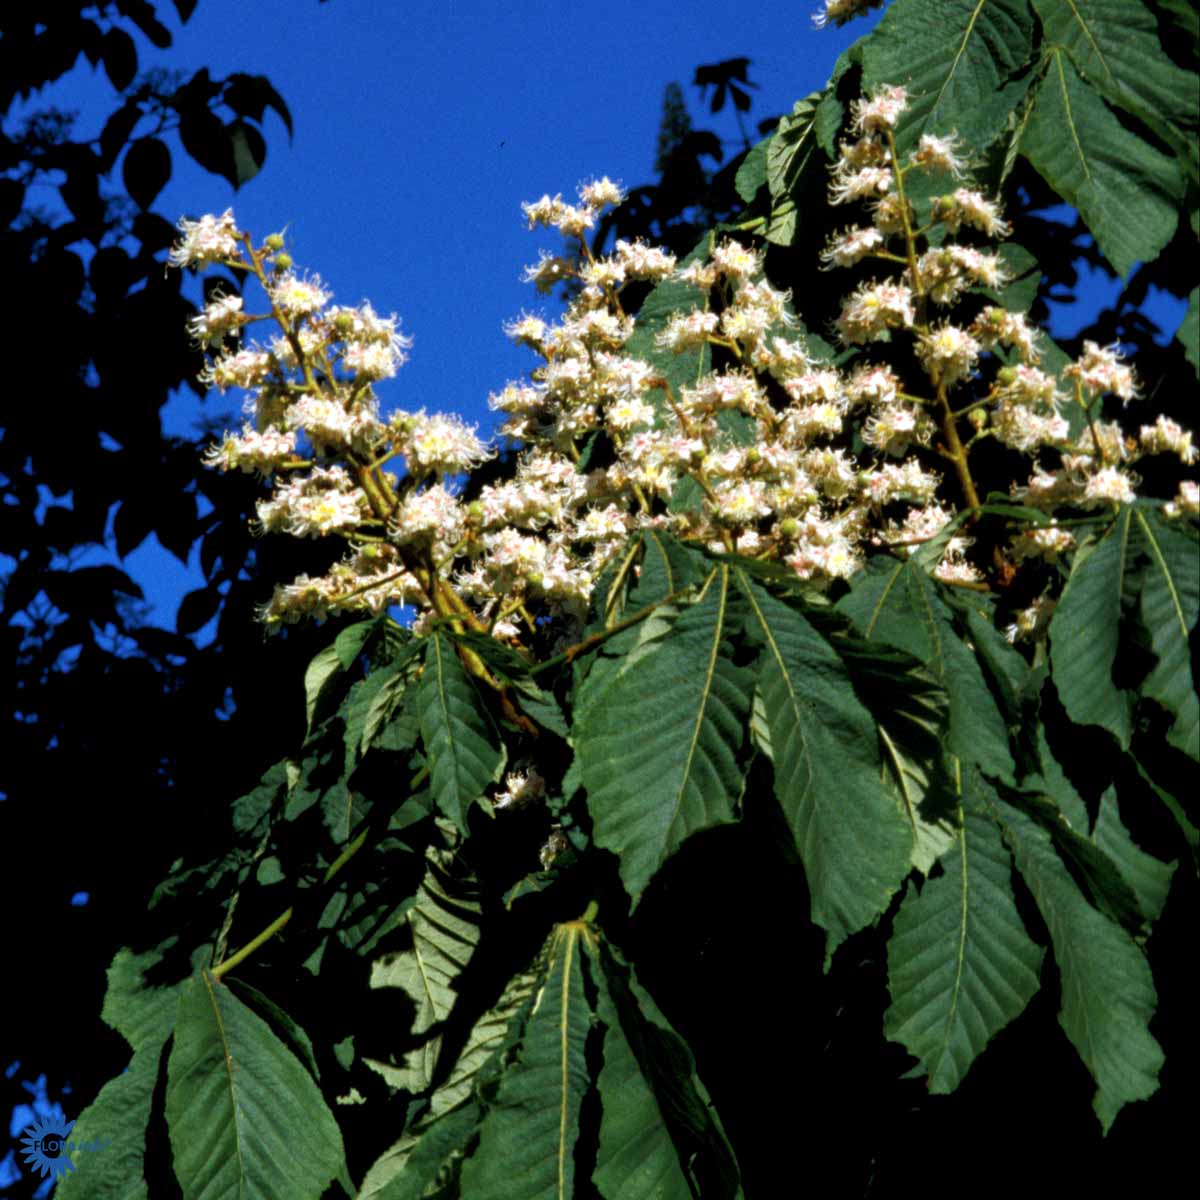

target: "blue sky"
[23,0,889,627]
[20,0,1184,628]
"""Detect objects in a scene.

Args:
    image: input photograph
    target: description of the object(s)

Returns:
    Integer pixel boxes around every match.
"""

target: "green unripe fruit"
[525,571,543,588]
[997,366,1018,386]
[778,518,800,538]
[334,312,356,333]
[969,408,988,430]
[744,447,761,465]
[265,233,285,252]
[466,500,485,521]
[273,252,293,272]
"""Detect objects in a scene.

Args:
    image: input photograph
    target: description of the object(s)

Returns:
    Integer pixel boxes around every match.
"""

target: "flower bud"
[996,366,1018,386]
[744,447,761,466]
[525,571,543,589]
[334,311,356,334]
[778,518,800,538]
[466,500,485,523]
[969,408,988,430]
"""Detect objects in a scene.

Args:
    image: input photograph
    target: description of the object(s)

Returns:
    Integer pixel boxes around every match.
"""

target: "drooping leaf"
[365,849,481,1094]
[1133,508,1200,760]
[1004,788,1145,936]
[418,634,505,833]
[1092,788,1176,928]
[457,924,593,1200]
[577,566,751,906]
[305,642,347,735]
[57,944,192,1197]
[734,133,769,203]
[885,772,1043,1093]
[838,557,1016,782]
[1048,513,1135,747]
[1020,48,1181,278]
[987,795,1164,1131]
[763,94,824,245]
[589,940,740,1199]
[362,1102,484,1200]
[166,970,346,1200]
[861,0,1036,154]
[738,571,912,959]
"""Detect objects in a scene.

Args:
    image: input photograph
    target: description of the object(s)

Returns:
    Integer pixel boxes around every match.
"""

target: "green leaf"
[335,617,383,668]
[1031,0,1198,169]
[458,924,592,1200]
[764,94,823,246]
[365,849,481,1094]
[738,571,912,959]
[166,971,346,1199]
[363,1102,484,1200]
[885,772,1043,1093]
[577,567,751,906]
[1179,287,1199,375]
[1020,48,1181,278]
[305,642,346,734]
[589,941,740,1199]
[987,795,1164,1131]
[1007,788,1145,936]
[359,964,542,1198]
[1049,513,1135,748]
[418,634,505,833]
[1134,508,1200,759]
[58,944,192,1198]
[838,558,1016,782]
[1093,787,1176,927]
[734,133,769,203]
[839,641,956,875]
[861,0,1036,154]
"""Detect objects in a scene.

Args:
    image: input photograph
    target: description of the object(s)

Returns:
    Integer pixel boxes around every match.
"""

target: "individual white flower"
[188,294,244,347]
[170,209,242,267]
[271,271,329,319]
[1066,340,1139,404]
[850,85,908,135]
[916,323,981,387]
[911,133,967,178]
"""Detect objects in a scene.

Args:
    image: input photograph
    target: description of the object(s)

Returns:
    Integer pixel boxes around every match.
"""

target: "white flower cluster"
[177,92,1195,641]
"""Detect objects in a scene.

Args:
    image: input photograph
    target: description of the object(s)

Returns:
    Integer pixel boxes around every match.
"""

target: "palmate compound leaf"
[57,943,196,1198]
[885,770,1044,1094]
[860,0,1036,155]
[737,570,912,959]
[166,971,346,1200]
[576,565,752,907]
[364,847,482,1094]
[457,923,593,1200]
[418,633,505,834]
[986,794,1165,1131]
[590,940,740,1200]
